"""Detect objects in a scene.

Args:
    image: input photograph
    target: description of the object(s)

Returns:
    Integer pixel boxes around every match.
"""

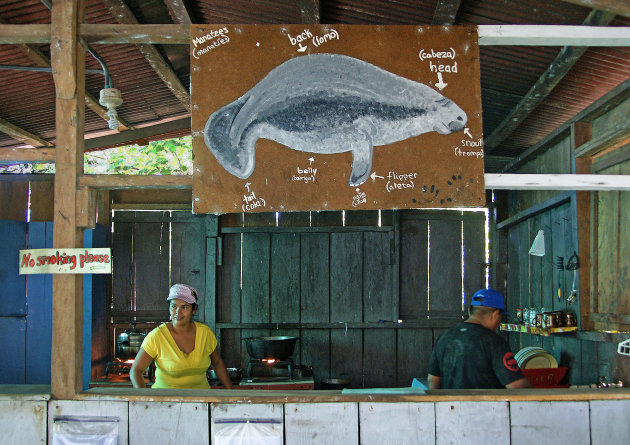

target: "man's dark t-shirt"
[427,321,524,389]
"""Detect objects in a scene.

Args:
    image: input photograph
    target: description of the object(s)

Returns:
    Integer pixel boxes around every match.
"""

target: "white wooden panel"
[285,402,358,445]
[211,403,283,445]
[485,174,630,191]
[510,401,589,445]
[48,400,128,445]
[0,400,47,444]
[477,25,630,46]
[435,401,509,445]
[359,402,435,445]
[589,400,630,445]
[129,401,208,445]
[211,403,283,419]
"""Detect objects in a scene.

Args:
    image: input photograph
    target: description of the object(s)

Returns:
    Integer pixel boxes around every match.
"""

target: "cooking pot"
[321,378,350,390]
[243,336,299,360]
[207,367,243,384]
[115,323,146,360]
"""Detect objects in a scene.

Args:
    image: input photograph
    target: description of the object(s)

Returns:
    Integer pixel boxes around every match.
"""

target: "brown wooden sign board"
[191,25,485,214]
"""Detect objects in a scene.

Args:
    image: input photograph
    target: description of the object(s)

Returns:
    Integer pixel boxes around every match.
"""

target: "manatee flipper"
[348,132,374,186]
[204,96,255,179]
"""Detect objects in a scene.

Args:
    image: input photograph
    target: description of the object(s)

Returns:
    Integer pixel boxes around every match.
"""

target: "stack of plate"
[515,346,558,369]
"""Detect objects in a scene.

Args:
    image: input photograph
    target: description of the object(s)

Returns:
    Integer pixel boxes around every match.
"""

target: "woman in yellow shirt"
[130,284,233,389]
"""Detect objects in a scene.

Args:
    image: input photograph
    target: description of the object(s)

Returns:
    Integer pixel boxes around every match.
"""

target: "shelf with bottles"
[500,323,578,336]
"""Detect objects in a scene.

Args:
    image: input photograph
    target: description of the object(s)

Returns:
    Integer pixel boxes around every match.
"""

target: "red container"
[521,367,569,388]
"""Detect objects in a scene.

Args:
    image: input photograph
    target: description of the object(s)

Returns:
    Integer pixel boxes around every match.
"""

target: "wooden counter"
[76,386,630,403]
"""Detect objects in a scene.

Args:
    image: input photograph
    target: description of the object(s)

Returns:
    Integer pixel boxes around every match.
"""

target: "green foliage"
[0,136,193,175]
[85,136,192,175]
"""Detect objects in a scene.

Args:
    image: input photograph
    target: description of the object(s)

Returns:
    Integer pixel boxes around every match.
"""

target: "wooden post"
[51,0,86,399]
[571,121,594,331]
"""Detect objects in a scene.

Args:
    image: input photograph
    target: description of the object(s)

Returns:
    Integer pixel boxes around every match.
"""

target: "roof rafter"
[0,116,190,163]
[484,9,616,154]
[0,14,132,131]
[432,0,462,25]
[162,0,194,24]
[0,117,53,148]
[101,0,191,112]
[300,0,321,24]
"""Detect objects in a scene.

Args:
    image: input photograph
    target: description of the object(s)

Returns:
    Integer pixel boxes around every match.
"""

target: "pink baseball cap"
[167,284,198,304]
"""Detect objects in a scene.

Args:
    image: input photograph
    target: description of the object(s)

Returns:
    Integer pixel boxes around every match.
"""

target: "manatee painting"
[204,53,467,186]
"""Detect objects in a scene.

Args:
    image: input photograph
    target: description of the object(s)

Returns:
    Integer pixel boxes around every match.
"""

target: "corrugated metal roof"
[1,0,629,172]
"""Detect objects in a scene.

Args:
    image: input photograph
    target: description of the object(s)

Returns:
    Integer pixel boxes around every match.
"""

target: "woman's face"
[169,298,196,326]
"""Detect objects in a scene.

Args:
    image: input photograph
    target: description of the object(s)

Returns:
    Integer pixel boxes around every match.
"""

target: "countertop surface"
[3,384,630,403]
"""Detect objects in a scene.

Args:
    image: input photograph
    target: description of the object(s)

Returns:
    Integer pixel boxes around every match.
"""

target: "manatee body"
[204,53,467,186]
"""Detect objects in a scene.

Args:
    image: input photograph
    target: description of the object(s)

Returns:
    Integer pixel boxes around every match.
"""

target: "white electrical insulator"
[99,88,123,130]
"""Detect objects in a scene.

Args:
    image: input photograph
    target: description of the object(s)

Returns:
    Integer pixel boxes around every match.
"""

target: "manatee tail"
[203,96,255,179]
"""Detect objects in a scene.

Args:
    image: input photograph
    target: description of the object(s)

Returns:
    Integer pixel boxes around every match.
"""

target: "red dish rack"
[521,366,569,388]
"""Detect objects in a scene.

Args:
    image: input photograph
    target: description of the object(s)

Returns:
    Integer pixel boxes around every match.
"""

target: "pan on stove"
[243,336,299,360]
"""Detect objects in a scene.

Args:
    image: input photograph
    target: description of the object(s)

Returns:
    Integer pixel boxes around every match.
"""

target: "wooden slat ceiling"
[0,0,629,173]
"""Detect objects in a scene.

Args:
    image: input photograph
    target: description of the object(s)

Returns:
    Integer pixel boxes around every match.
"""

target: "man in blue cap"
[427,288,531,389]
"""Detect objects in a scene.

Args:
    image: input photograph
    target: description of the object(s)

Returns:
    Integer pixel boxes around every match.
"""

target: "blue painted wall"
[0,220,27,383]
[25,222,54,384]
[0,220,107,386]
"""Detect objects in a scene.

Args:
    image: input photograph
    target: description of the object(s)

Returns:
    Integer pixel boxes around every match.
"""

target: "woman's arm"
[130,348,154,388]
[210,348,233,389]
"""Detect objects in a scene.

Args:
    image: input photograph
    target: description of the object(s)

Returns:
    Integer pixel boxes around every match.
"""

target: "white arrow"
[297,43,307,52]
[244,182,251,192]
[464,128,473,139]
[370,172,384,181]
[308,157,315,165]
[435,72,448,90]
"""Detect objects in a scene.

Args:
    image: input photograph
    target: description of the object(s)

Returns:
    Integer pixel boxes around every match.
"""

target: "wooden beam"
[79,173,192,190]
[573,124,630,158]
[300,0,321,24]
[0,24,50,44]
[432,0,462,25]
[100,0,191,111]
[484,173,630,190]
[0,116,189,163]
[0,147,55,162]
[484,10,615,153]
[84,116,190,150]
[0,16,50,64]
[571,122,594,330]
[560,0,630,18]
[50,0,85,400]
[5,24,630,46]
[162,0,193,24]
[0,117,53,147]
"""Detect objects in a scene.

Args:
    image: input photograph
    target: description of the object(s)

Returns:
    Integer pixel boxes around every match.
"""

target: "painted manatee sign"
[191,25,484,214]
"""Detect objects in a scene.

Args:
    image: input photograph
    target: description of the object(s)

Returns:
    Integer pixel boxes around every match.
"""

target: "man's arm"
[427,374,441,390]
[506,377,533,389]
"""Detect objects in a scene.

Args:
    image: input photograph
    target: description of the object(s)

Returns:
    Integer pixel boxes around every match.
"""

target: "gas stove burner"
[105,358,135,378]
[246,358,295,381]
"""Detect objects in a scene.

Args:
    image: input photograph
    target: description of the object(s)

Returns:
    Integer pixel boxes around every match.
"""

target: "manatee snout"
[432,99,467,134]
[448,116,465,132]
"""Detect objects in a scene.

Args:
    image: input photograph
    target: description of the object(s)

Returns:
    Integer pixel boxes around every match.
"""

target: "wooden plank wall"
[593,157,630,329]
[504,97,630,387]
[505,201,600,385]
[215,209,486,388]
[110,211,218,362]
